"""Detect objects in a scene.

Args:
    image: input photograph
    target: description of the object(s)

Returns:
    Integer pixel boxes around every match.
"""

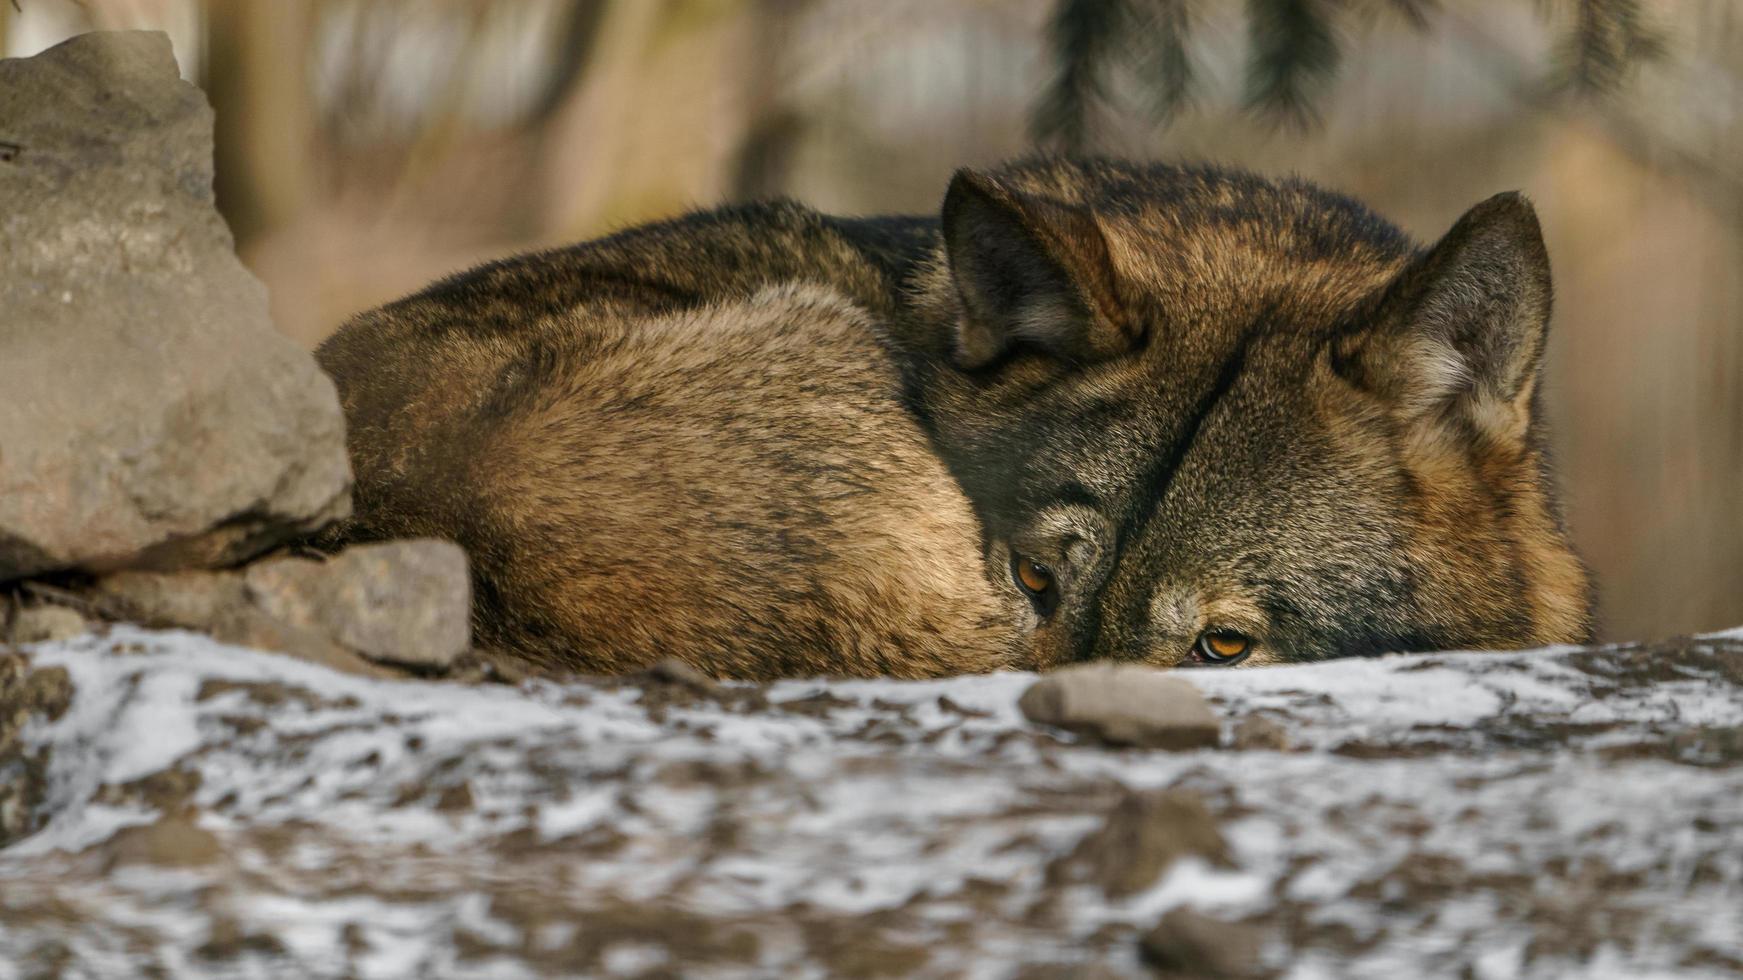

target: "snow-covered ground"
[3,626,1742,978]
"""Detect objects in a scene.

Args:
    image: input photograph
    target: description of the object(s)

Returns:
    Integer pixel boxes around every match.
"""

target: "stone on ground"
[5,605,89,645]
[1019,661,1221,749]
[99,812,224,871]
[1139,907,1270,979]
[93,539,469,674]
[1060,789,1232,898]
[245,539,470,670]
[0,31,350,582]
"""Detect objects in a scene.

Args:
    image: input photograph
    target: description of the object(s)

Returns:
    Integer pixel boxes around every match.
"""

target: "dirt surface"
[1,626,1741,978]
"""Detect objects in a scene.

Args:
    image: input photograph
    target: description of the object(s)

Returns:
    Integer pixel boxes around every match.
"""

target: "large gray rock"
[0,31,350,581]
[1019,662,1221,749]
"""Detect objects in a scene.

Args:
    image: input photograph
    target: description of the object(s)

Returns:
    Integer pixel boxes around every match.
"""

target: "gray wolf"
[315,159,1594,677]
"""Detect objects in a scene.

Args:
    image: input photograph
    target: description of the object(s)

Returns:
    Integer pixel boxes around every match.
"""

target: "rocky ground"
[3,625,1742,979]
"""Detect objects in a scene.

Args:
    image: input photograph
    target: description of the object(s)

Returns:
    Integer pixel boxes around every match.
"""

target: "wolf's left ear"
[941,169,1133,369]
[1343,192,1552,435]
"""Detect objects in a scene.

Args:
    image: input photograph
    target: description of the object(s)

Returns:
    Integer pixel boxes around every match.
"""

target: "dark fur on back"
[317,158,1594,677]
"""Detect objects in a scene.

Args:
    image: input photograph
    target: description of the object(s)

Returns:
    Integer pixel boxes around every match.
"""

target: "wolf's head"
[912,159,1593,668]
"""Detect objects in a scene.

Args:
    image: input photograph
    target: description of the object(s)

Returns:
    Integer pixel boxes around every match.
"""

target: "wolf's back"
[315,247,1021,678]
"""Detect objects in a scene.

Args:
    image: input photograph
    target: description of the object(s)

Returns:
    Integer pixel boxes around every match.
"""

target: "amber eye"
[1010,555,1059,617]
[1014,556,1053,594]
[1195,629,1252,665]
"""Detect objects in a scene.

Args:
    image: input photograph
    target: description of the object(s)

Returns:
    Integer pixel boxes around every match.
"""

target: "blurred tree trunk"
[534,0,662,239]
[203,0,315,248]
[729,0,807,202]
[537,0,772,241]
[505,0,609,240]
[530,0,610,127]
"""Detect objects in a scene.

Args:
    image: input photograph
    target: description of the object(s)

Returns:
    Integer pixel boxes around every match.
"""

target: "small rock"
[435,781,476,813]
[197,918,290,961]
[95,565,392,678]
[0,31,351,583]
[646,657,720,693]
[93,768,204,814]
[1019,663,1220,749]
[1064,789,1233,898]
[217,612,396,679]
[1138,907,1269,978]
[7,605,89,644]
[245,539,470,670]
[101,812,223,870]
[1231,713,1291,751]
[89,568,244,628]
[93,539,468,675]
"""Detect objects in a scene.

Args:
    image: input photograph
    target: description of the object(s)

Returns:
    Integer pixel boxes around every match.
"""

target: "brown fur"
[321,282,1020,677]
[316,158,1594,677]
[468,285,1019,676]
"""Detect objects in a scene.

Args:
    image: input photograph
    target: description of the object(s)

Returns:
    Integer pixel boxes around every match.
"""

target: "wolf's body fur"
[316,159,1594,678]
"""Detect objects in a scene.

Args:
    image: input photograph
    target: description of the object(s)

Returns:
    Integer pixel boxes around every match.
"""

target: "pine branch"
[1127,0,1196,127]
[1031,0,1669,148]
[1551,0,1666,95]
[1243,0,1341,130]
[1032,0,1128,153]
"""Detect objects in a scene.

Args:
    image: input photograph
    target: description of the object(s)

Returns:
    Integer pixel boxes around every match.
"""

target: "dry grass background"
[5,0,1739,642]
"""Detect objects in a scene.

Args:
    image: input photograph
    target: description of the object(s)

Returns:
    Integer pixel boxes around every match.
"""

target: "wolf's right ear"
[1337,192,1553,439]
[941,170,1133,370]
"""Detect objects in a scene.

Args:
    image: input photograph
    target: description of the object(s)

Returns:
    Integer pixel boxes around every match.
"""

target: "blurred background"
[3,0,1738,643]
